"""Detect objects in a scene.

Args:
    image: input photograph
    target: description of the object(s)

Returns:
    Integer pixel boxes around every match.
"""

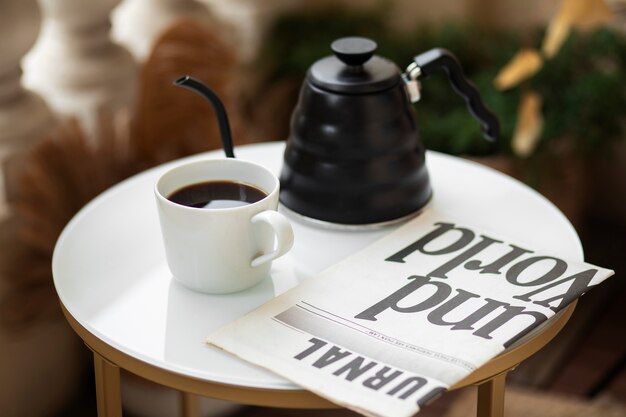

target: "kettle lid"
[308,37,399,94]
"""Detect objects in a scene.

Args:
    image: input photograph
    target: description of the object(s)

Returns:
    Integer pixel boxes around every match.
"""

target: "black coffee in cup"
[167,181,267,209]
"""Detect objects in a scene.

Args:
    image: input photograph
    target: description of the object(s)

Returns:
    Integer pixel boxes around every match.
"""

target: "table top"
[52,142,583,400]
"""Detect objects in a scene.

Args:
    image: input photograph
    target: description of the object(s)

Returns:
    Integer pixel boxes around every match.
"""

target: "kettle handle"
[412,48,500,142]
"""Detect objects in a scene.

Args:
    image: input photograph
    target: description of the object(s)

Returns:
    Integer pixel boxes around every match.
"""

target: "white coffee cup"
[155,158,294,294]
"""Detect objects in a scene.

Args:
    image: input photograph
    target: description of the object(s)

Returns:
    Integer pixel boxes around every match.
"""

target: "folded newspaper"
[208,209,614,417]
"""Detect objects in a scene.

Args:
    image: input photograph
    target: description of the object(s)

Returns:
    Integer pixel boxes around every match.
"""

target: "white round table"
[52,142,582,417]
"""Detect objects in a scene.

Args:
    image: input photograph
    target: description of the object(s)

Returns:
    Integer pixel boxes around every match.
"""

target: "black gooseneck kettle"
[279,37,499,227]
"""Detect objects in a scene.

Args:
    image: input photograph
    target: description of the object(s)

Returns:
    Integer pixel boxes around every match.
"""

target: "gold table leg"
[477,370,508,417]
[182,392,201,417]
[93,351,123,417]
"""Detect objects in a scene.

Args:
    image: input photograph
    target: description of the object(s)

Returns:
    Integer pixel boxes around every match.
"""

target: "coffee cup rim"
[155,158,279,212]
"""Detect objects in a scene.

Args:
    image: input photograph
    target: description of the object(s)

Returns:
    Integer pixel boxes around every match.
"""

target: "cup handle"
[250,210,294,268]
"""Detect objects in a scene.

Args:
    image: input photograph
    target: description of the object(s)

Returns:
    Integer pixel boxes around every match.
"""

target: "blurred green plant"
[260,7,626,158]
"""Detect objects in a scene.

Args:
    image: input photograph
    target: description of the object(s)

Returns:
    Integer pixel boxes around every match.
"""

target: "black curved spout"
[174,75,236,158]
[413,49,500,142]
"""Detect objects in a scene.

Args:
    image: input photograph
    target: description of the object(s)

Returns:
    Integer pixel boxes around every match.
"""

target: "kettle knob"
[331,37,377,66]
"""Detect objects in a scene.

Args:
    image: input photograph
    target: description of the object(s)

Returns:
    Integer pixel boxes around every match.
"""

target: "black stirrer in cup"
[174,75,236,158]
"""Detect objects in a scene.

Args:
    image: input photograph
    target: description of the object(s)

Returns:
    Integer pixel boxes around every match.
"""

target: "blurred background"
[0,0,625,416]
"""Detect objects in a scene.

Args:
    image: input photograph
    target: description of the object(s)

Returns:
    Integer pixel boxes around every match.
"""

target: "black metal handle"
[413,48,500,142]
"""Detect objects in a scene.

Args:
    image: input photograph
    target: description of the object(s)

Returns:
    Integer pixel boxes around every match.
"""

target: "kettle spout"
[174,75,236,158]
